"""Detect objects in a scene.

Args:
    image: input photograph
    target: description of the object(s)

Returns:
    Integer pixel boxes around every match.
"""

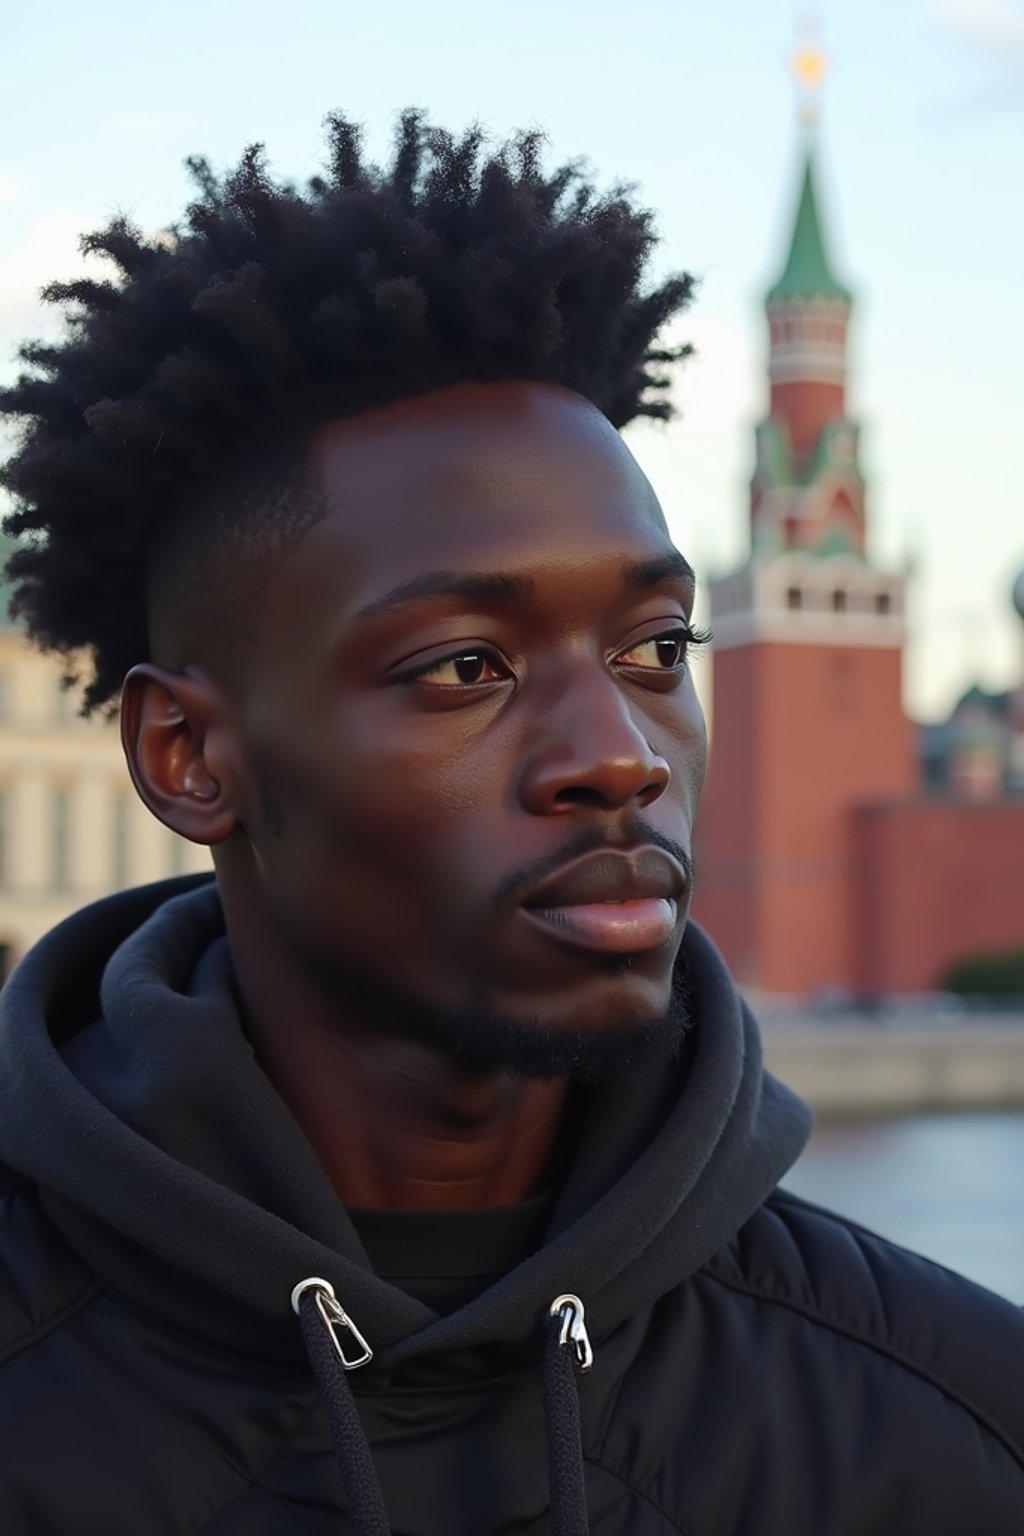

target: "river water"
[780,1111,1024,1304]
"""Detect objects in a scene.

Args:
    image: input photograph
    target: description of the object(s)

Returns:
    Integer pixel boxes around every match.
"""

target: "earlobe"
[120,664,239,845]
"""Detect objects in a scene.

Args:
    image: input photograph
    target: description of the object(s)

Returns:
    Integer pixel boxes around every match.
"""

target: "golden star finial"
[789,17,829,126]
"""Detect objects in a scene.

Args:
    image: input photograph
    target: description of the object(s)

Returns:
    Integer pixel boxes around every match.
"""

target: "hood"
[0,876,811,1374]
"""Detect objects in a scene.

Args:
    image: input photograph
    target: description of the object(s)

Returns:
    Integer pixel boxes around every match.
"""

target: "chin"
[510,957,678,1033]
[449,969,692,1085]
[285,930,689,1082]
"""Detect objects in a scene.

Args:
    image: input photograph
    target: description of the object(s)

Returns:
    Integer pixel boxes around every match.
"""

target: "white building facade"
[0,612,211,977]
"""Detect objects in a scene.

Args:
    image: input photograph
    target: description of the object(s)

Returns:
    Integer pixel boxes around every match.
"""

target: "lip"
[519,847,687,956]
[522,847,687,909]
[521,897,679,954]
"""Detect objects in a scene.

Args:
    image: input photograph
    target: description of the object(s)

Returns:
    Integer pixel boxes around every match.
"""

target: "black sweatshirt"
[1,876,1022,1534]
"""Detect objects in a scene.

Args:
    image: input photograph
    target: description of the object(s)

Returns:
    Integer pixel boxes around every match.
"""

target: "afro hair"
[0,109,695,713]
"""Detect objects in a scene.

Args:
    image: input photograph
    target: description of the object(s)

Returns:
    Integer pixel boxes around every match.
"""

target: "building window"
[112,792,131,888]
[168,834,187,877]
[831,589,847,613]
[54,680,76,724]
[0,673,10,721]
[875,591,892,615]
[787,586,803,611]
[0,789,8,888]
[52,788,71,891]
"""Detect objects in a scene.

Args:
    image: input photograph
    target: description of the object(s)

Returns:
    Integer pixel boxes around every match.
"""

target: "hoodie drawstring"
[292,1279,390,1536]
[542,1295,592,1536]
[292,1279,592,1536]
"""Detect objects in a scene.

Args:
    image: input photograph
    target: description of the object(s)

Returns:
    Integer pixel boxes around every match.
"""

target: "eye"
[409,649,510,687]
[615,626,708,670]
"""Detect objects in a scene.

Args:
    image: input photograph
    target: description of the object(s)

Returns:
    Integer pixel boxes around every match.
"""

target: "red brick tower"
[693,134,916,996]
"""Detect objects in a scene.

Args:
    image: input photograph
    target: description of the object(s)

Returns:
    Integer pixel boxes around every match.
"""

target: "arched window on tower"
[831,589,847,613]
[827,489,860,553]
[786,586,803,611]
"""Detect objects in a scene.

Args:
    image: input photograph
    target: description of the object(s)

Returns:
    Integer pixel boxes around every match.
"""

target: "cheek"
[248,701,507,966]
[651,681,707,819]
[337,699,504,846]
[683,695,708,803]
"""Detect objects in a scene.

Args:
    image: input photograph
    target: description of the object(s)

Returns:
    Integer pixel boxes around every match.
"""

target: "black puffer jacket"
[1,877,1022,1534]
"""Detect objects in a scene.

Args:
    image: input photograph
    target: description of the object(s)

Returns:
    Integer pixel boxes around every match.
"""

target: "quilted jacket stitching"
[0,1276,102,1370]
[190,1399,325,1535]
[702,1266,1024,1474]
[580,1456,695,1536]
[197,1471,329,1536]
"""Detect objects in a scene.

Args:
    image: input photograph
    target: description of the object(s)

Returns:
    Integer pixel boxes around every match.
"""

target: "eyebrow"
[624,551,696,591]
[353,549,695,623]
[354,570,532,622]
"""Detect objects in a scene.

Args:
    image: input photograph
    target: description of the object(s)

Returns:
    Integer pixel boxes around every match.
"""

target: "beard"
[278,922,695,1085]
[443,979,694,1083]
[266,815,698,1084]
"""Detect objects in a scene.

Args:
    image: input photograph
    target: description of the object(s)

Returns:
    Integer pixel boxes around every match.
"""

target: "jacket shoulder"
[0,1162,99,1366]
[705,1187,1024,1461]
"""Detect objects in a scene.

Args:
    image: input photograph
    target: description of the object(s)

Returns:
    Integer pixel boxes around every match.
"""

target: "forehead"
[303,382,670,589]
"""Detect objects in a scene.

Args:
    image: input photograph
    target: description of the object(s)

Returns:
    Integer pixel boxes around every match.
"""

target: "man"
[0,112,1020,1535]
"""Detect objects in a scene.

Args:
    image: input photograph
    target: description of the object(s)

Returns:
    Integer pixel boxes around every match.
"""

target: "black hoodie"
[1,876,1022,1535]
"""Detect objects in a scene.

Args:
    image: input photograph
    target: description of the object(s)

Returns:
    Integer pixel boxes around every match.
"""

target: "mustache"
[494,821,694,907]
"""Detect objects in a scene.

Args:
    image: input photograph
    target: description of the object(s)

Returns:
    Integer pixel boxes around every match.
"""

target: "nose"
[518,664,671,816]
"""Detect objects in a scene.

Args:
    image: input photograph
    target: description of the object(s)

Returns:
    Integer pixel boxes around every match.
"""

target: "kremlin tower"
[694,68,1024,1000]
[693,123,916,996]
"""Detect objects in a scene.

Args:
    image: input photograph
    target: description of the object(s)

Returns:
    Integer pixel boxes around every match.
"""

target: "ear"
[120,664,240,846]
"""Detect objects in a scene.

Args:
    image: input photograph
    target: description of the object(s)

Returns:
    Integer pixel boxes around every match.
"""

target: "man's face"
[226,382,707,1068]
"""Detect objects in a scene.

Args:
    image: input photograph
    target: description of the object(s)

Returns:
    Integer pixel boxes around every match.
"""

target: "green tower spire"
[767,145,851,305]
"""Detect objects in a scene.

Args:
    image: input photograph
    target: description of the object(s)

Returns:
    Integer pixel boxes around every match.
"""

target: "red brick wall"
[852,799,1024,993]
[694,640,915,993]
[691,646,761,983]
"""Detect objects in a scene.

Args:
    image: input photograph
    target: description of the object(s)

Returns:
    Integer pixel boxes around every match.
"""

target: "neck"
[251,1020,567,1210]
[220,877,568,1212]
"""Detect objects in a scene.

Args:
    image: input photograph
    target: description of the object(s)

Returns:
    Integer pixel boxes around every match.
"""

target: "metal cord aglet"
[291,1276,373,1370]
[550,1292,594,1373]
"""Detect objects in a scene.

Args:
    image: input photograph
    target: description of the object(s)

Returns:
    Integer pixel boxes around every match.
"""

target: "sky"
[1,0,1022,720]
